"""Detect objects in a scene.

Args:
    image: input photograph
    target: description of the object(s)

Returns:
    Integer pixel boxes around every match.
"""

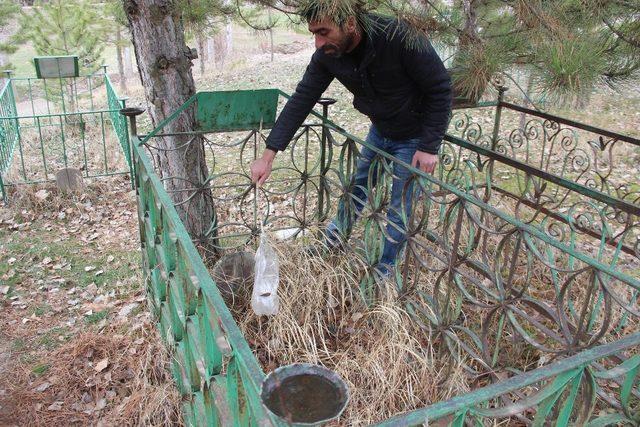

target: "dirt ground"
[0,177,181,426]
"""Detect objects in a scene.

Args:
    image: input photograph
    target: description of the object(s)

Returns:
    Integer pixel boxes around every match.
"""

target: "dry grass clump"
[5,323,182,427]
[234,236,469,425]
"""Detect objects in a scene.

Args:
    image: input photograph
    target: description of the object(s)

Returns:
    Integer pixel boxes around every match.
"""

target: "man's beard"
[322,32,356,58]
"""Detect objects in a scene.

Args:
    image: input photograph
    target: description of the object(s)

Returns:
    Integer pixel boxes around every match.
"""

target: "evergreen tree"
[14,0,107,74]
[104,0,131,92]
[0,0,20,69]
[12,0,108,111]
[383,0,640,104]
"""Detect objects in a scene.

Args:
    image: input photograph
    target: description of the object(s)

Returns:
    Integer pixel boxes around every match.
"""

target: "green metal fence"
[0,68,132,201]
[0,78,20,198]
[125,89,639,425]
[130,109,286,427]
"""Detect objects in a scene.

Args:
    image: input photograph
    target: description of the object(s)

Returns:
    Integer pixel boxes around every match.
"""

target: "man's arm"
[252,52,334,185]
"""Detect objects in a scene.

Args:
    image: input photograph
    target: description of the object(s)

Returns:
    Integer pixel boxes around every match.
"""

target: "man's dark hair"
[299,0,366,27]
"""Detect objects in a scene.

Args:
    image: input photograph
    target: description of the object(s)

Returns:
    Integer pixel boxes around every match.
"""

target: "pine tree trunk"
[213,31,228,69]
[226,23,232,53]
[519,70,534,130]
[197,34,206,76]
[207,37,215,67]
[124,46,134,76]
[116,28,128,93]
[451,0,485,106]
[123,0,217,257]
[268,9,274,62]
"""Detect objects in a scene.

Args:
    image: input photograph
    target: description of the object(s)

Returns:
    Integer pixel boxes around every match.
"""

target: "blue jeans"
[326,125,419,274]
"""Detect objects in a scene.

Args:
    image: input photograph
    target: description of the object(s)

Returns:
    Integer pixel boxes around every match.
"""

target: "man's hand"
[251,149,277,187]
[411,150,438,175]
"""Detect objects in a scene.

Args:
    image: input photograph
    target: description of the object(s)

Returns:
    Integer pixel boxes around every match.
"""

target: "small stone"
[93,295,108,304]
[117,303,138,319]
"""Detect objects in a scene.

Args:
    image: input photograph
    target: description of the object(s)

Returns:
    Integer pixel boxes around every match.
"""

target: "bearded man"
[251,3,452,277]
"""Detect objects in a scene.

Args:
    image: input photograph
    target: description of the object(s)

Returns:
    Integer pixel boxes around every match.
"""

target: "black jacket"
[265,14,452,154]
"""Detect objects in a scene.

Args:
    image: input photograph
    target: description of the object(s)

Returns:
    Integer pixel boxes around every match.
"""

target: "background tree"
[245,0,639,105]
[178,0,234,75]
[0,0,20,70]
[13,0,108,111]
[15,0,107,73]
[105,0,132,93]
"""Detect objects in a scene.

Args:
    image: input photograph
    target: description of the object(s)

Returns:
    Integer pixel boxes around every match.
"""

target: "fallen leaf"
[0,286,9,295]
[95,398,107,411]
[42,257,52,265]
[35,190,50,201]
[34,382,51,392]
[94,358,109,372]
[47,401,63,411]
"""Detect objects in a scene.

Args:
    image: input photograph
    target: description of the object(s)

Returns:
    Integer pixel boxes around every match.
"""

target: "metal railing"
[0,78,19,201]
[130,128,285,426]
[0,68,132,200]
[125,89,639,425]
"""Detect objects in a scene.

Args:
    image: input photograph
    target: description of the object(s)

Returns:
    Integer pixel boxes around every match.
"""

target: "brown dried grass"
[234,236,469,426]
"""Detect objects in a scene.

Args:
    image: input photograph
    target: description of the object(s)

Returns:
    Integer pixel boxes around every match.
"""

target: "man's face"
[308,17,356,58]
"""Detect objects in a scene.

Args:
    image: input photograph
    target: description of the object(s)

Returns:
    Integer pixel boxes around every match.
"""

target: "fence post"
[4,70,24,180]
[120,106,145,190]
[118,97,135,189]
[490,86,507,150]
[316,98,336,224]
[0,173,6,204]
